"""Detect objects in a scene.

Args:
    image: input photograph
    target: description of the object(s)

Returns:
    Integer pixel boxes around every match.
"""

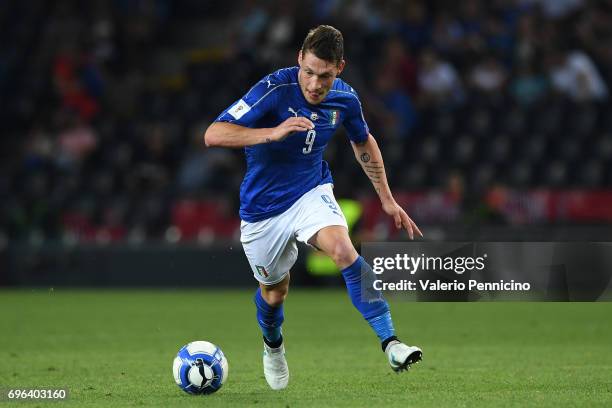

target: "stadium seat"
[487,135,511,164]
[579,160,605,187]
[420,136,440,163]
[509,161,534,187]
[544,160,568,187]
[453,134,476,164]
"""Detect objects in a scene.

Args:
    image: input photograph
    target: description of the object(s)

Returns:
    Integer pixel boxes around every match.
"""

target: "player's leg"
[294,185,394,343]
[241,217,297,390]
[294,184,422,371]
[256,274,290,348]
[255,274,290,390]
[308,226,421,371]
[308,225,396,342]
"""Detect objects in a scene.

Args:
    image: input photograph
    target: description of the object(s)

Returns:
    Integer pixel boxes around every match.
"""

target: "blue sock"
[254,288,283,344]
[341,256,395,342]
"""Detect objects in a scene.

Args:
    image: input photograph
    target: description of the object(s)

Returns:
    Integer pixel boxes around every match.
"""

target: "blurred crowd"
[1,0,611,244]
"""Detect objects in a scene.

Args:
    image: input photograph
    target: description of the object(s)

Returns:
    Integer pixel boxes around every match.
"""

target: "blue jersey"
[214,66,369,222]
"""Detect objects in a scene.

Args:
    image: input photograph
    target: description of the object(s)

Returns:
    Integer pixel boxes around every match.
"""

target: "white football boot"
[263,341,289,390]
[385,340,422,372]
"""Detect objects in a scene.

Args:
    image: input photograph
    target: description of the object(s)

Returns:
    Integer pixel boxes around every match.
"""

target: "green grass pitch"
[1,290,611,407]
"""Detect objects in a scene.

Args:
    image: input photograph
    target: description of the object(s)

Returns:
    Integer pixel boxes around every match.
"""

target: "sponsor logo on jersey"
[329,110,340,126]
[256,265,269,278]
[288,107,299,117]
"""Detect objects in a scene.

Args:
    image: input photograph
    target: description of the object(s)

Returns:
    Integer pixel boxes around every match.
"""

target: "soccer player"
[205,25,423,390]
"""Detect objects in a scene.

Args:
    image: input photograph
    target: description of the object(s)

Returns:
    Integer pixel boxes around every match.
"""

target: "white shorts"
[240,183,348,285]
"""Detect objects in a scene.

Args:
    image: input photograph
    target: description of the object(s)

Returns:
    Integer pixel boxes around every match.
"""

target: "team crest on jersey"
[329,110,340,126]
[310,112,318,121]
[255,265,269,278]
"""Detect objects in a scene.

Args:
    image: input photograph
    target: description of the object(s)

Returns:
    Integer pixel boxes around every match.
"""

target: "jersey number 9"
[302,129,316,154]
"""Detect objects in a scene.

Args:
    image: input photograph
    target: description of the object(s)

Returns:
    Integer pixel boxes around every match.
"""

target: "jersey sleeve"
[343,91,370,143]
[214,74,282,127]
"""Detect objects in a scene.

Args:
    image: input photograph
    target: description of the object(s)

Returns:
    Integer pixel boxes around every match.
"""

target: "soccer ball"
[172,341,229,395]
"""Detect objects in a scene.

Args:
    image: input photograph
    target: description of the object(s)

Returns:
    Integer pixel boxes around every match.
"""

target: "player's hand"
[270,117,315,142]
[382,200,423,240]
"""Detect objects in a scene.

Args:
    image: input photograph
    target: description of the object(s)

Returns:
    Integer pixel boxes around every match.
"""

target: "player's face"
[298,51,345,105]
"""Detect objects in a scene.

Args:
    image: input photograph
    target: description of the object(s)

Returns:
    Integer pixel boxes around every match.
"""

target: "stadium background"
[2,0,612,286]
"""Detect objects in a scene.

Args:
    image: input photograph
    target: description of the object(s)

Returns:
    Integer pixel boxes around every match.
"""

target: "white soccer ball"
[173,341,229,395]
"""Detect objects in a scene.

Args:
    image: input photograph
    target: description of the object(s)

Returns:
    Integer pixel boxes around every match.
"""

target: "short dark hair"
[301,25,344,64]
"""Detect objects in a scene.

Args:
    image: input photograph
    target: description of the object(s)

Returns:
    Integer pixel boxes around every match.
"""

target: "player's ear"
[336,59,346,75]
[298,50,303,65]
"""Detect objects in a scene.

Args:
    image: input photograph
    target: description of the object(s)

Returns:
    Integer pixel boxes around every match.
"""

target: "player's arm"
[204,118,314,148]
[351,134,423,239]
[205,73,314,148]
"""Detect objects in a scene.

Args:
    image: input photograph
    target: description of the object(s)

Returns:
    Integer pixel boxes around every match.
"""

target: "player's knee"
[328,240,358,269]
[261,287,288,307]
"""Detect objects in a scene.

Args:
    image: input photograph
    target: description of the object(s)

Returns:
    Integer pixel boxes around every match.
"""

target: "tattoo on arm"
[364,163,384,186]
[358,149,384,194]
